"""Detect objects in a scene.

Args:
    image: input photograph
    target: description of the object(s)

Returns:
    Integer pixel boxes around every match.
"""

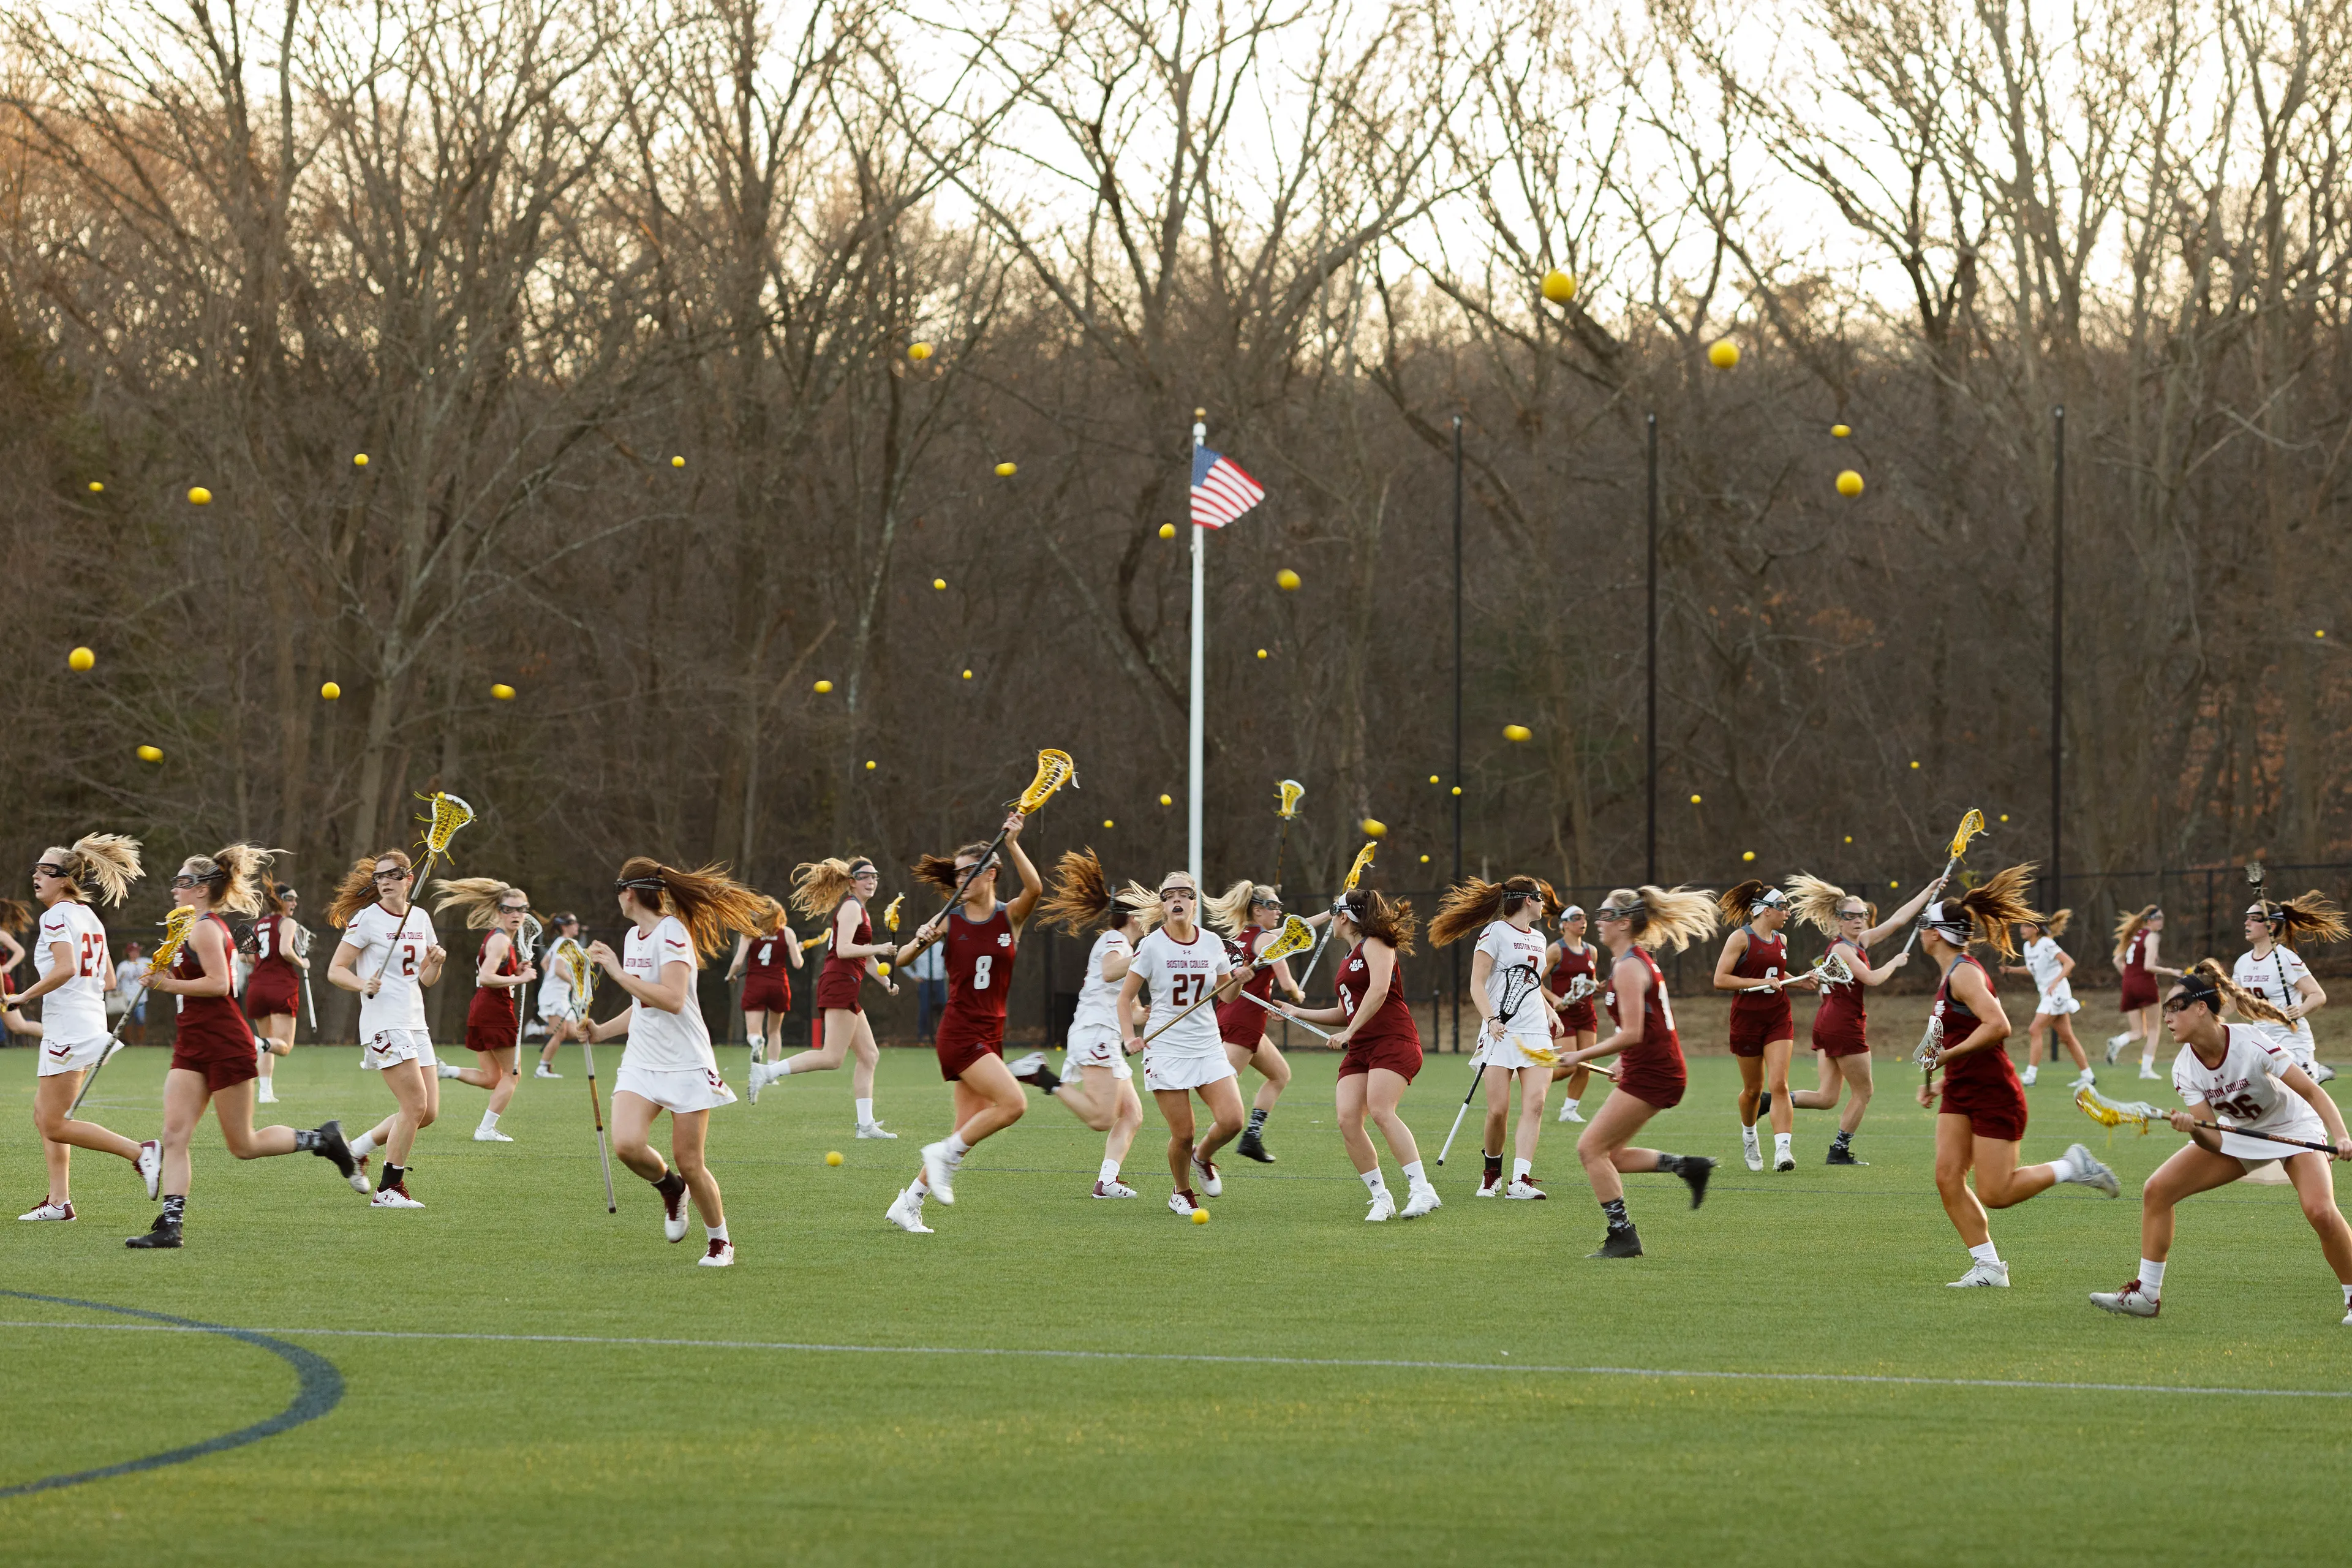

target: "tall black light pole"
[1452,413,1464,1052]
[1645,413,1659,886]
[2051,405,2064,919]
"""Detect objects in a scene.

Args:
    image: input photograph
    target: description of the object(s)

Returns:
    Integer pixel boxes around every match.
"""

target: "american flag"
[1190,447,1265,529]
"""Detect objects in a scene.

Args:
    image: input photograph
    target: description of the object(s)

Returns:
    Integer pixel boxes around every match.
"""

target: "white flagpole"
[1189,409,1207,883]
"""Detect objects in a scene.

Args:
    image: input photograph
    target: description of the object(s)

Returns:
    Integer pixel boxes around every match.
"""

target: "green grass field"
[6,997,2351,1566]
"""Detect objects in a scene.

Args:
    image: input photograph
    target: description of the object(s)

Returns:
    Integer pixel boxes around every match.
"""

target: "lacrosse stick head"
[1815,949,1854,987]
[517,913,543,962]
[1948,809,1986,861]
[1276,778,1305,818]
[1565,972,1597,1002]
[1341,841,1377,892]
[2075,1084,2162,1134]
[1014,750,1077,813]
[884,892,905,933]
[413,791,477,858]
[1518,1037,1562,1067]
[1911,1013,1945,1069]
[1258,913,1314,964]
[560,937,596,1010]
[288,921,312,959]
[150,905,200,973]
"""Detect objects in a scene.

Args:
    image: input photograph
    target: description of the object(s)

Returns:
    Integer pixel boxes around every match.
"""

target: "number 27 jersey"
[1128,926,1234,1057]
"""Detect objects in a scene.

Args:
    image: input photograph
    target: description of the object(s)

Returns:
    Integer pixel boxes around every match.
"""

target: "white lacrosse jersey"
[342,902,437,1036]
[2022,936,2075,1009]
[2233,948,2316,1058]
[1128,926,1234,1058]
[34,901,111,1040]
[1071,929,1134,1035]
[538,944,579,1016]
[1476,919,1551,1036]
[2173,1024,2325,1145]
[622,915,717,1072]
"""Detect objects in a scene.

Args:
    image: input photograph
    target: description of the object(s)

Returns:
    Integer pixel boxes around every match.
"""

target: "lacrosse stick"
[1553,972,1598,1005]
[369,792,476,985]
[508,912,543,1076]
[1295,840,1379,990]
[1272,778,1305,894]
[1774,949,1855,992]
[1894,808,1987,960]
[2075,1084,2343,1154]
[70,905,198,1117]
[1436,1061,1488,1166]
[568,945,617,1212]
[1141,914,1314,1044]
[1229,987,1333,1039]
[928,750,1077,925]
[883,892,904,934]
[288,919,318,1035]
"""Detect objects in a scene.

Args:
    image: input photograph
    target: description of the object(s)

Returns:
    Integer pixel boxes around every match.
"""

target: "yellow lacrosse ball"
[320,681,342,700]
[1190,1207,1210,1224]
[671,455,685,468]
[87,481,104,493]
[961,669,973,679]
[187,486,212,505]
[1742,850,1756,862]
[353,453,369,467]
[1909,760,1920,769]
[932,578,946,590]
[67,647,94,671]
[826,1150,844,1166]
[1836,470,1864,497]
[1159,794,1172,805]
[1541,269,1578,303]
[994,461,1016,477]
[1420,854,1430,864]
[908,342,932,361]
[1452,786,1462,796]
[1502,724,1531,742]
[1102,819,1115,828]
[1361,818,1387,838]
[137,745,163,763]
[875,962,891,976]
[1430,775,1440,783]
[1830,424,1850,438]
[1158,523,1176,539]
[813,679,833,693]
[491,683,516,701]
[865,760,876,770]
[1690,793,1702,804]
[1707,341,1739,369]
[1256,649,1267,659]
[1275,568,1301,591]
[1844,835,1853,843]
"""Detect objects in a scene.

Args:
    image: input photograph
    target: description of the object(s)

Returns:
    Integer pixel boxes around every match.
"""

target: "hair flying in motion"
[179,844,286,918]
[1428,875,1556,948]
[431,876,528,930]
[260,880,297,918]
[1917,864,2042,957]
[1202,878,1283,937]
[2112,904,2161,963]
[39,834,143,907]
[788,856,875,919]
[1715,879,1789,922]
[1338,888,1418,956]
[2250,890,2349,951]
[1782,873,1874,936]
[2022,908,2073,938]
[1038,849,1159,936]
[1595,886,1719,953]
[0,898,31,932]
[2173,956,2290,1026]
[326,850,412,929]
[614,858,768,963]
[911,842,997,895]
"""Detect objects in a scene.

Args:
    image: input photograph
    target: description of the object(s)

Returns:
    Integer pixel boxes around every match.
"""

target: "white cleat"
[1006,1050,1048,1079]
[436,1061,464,1080]
[18,1199,75,1222]
[2342,1305,2352,1327]
[1190,1153,1223,1197]
[1167,1190,1199,1218]
[137,1139,162,1200]
[1742,1132,1764,1173]
[472,1126,514,1142]
[1092,1179,1138,1199]
[2062,1143,2120,1197]
[2313,1063,2338,1084]
[919,1142,957,1205]
[2021,1065,2038,1087]
[2138,1065,2162,1080]
[1401,1181,1442,1218]
[1947,1260,2010,1288]
[2071,1070,2097,1090]
[660,1178,690,1242]
[885,1188,932,1234]
[257,1084,279,1105]
[2105,1032,2130,1065]
[1503,1175,1547,1200]
[855,1121,899,1140]
[535,1063,563,1079]
[1364,1188,1397,1222]
[2089,1281,2160,1317]
[370,1186,425,1210]
[745,1061,763,1103]
[698,1240,736,1267]
[1774,1149,1796,1173]
[1556,1102,1584,1123]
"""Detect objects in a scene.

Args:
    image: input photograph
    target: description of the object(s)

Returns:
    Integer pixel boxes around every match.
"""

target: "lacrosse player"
[244,881,306,1104]
[1036,850,1154,1199]
[1544,905,1601,1124]
[1205,880,1305,1163]
[752,856,899,1137]
[1714,880,1812,1172]
[326,851,448,1208]
[533,913,584,1077]
[2234,889,2345,1084]
[725,902,802,1081]
[1431,876,1559,1199]
[2089,961,2352,1321]
[1782,875,1939,1166]
[428,878,537,1142]
[2108,906,2168,1079]
[2002,911,2093,1088]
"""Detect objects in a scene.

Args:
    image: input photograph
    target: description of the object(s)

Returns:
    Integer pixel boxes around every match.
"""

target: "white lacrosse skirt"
[614,1061,737,1114]
[1474,1028,1559,1071]
[1143,1045,1237,1093]
[1062,1022,1133,1082]
[38,1033,111,1077]
[362,1028,437,1071]
[2032,982,2081,1017]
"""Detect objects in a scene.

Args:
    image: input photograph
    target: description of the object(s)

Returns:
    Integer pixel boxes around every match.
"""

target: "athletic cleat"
[1475,1170,1502,1197]
[2105,1032,2130,1065]
[657,1171,690,1241]
[1742,1132,1764,1173]
[136,1139,162,1200]
[19,1199,75,1222]
[1947,1260,2010,1288]
[698,1239,736,1267]
[472,1126,514,1142]
[1365,1188,1397,1221]
[2071,1069,2097,1090]
[885,1188,932,1234]
[2090,1281,2160,1317]
[1675,1155,1716,1209]
[1556,1102,1585,1123]
[352,1153,372,1193]
[256,1083,279,1105]
[1235,1128,1275,1163]
[2138,1065,2162,1080]
[2062,1144,2120,1197]
[1503,1175,1547,1200]
[745,1060,763,1103]
[1774,1150,1796,1172]
[1824,1143,1866,1166]
[855,1121,899,1140]
[1167,1189,1199,1218]
[370,1183,424,1210]
[312,1120,362,1186]
[2021,1064,2038,1087]
[1006,1050,1048,1079]
[1588,1226,1643,1259]
[2342,1305,2352,1327]
[535,1063,562,1079]
[436,1061,464,1080]
[1401,1181,1442,1218]
[1011,1052,1060,1091]
[1091,1178,1138,1199]
[124,1214,183,1249]
[919,1142,957,1205]
[2314,1062,2338,1084]
[1190,1154,1223,1197]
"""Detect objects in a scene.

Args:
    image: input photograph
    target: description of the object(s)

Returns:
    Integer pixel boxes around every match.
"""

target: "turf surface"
[5,997,2350,1565]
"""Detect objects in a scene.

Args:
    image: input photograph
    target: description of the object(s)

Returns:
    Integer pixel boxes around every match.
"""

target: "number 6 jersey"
[1128,925,1234,1059]
[341,902,438,1038]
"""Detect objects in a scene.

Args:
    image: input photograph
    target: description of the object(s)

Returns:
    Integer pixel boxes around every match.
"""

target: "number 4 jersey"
[341,902,439,1038]
[1128,925,1235,1060]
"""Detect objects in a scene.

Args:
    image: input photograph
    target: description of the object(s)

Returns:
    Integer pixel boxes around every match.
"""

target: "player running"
[1713,880,1810,1172]
[428,877,538,1142]
[2107,905,2169,1080]
[1203,880,1303,1163]
[726,901,803,1087]
[1780,873,1939,1165]
[244,881,308,1104]
[2003,911,2093,1089]
[586,859,768,1267]
[1119,870,1248,1218]
[752,856,900,1137]
[129,845,362,1248]
[1036,849,1154,1198]
[1555,886,1719,1258]
[15,835,160,1223]
[1278,888,1439,1221]
[1915,867,2119,1289]
[532,912,584,1077]
[2234,888,2345,1085]
[2088,960,2352,1322]
[326,850,448,1208]
[1430,875,1559,1200]
[1544,904,1600,1124]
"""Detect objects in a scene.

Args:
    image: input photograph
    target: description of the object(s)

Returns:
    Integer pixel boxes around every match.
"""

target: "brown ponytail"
[2179,956,2290,1026]
[1341,889,1419,956]
[179,843,285,917]
[326,850,411,929]
[431,876,527,930]
[2255,891,2350,951]
[789,856,873,919]
[615,858,768,962]
[2113,904,2159,963]
[1428,876,1548,948]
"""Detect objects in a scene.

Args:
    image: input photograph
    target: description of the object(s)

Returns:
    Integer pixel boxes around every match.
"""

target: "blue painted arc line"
[0,1290,344,1499]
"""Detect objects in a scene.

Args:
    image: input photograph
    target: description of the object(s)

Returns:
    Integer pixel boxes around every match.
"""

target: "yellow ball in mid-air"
[671,455,685,468]
[67,646,94,671]
[1275,568,1301,591]
[1430,774,1440,784]
[1690,793,1703,804]
[1836,470,1864,497]
[1159,794,1172,806]
[1190,1207,1210,1224]
[933,578,947,590]
[353,453,369,467]
[1102,818,1115,829]
[137,745,164,763]
[87,481,104,493]
[187,486,212,505]
[1742,850,1757,862]
[1502,723,1531,742]
[1158,522,1177,539]
[1909,760,1921,770]
[491,683,516,701]
[813,679,834,693]
[1707,341,1740,369]
[1541,269,1578,304]
[908,342,933,361]
[993,461,1016,477]
[320,681,342,700]
[1451,786,1462,796]
[1361,818,1387,838]
[865,760,877,771]
[1830,424,1851,439]
[1420,854,1431,864]
[1256,649,1268,660]
[826,1150,844,1166]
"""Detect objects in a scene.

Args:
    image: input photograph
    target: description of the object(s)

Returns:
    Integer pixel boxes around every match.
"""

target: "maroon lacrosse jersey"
[1731,927,1791,1022]
[935,902,1016,1051]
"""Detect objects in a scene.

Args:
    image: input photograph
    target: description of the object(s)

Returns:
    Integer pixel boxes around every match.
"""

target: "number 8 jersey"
[936,900,1017,1054]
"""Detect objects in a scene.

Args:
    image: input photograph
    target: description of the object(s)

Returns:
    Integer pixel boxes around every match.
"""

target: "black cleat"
[126,1215,183,1250]
[1014,1061,1062,1092]
[312,1119,360,1182]
[1675,1155,1715,1209]
[1825,1143,1867,1166]
[1588,1225,1643,1259]
[1757,1090,1773,1115]
[1235,1128,1275,1164]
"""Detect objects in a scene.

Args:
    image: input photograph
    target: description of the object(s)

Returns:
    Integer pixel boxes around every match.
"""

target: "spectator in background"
[913,935,947,1042]
[111,940,148,1046]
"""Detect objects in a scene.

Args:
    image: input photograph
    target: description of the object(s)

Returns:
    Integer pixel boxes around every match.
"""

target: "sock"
[160,1194,186,1224]
[856,1098,875,1126]
[944,1133,971,1164]
[1774,1133,1792,1157]
[908,1175,928,1199]
[1655,1153,1683,1174]
[2342,1283,2351,1308]
[295,1128,322,1152]
[1247,1106,1269,1133]
[707,1221,728,1243]
[1360,1167,1387,1194]
[1742,1121,1759,1139]
[1832,1128,1853,1148]
[653,1167,685,1197]
[480,1109,500,1131]
[1562,1097,1579,1115]
[2047,1149,2081,1183]
[381,1163,405,1193]
[349,1130,377,1159]
[2108,1032,2132,1049]
[2138,1258,2166,1295]
[1098,1159,1121,1185]
[1483,1153,1503,1180]
[1969,1241,2001,1267]
[1600,1196,1630,1231]
[1401,1160,1426,1185]
[1512,1158,1532,1181]
[779,1056,799,1076]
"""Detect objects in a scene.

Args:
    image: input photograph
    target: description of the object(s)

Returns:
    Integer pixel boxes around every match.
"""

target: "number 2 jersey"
[1128,925,1235,1060]
[341,902,439,1038]
[34,900,111,1041]
[2173,1023,2325,1146]
[936,900,1017,1052]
